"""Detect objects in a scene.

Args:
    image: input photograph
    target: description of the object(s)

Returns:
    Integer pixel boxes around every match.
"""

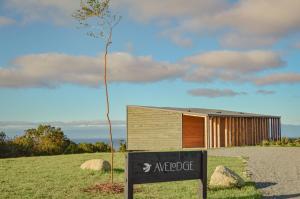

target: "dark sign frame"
[125,150,207,199]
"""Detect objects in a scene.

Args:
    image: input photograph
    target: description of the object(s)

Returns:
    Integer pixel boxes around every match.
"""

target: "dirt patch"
[83,183,124,194]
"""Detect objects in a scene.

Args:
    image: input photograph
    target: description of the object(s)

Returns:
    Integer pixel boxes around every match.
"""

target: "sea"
[1,121,299,149]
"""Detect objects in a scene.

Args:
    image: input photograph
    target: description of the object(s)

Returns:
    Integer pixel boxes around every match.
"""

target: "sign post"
[125,150,207,199]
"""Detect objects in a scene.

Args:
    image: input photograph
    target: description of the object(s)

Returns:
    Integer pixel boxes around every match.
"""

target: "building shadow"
[263,193,300,199]
[255,181,277,189]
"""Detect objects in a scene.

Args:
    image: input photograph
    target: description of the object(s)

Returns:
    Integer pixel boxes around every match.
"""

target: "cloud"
[256,89,275,95]
[4,0,79,25]
[183,50,284,82]
[188,88,247,98]
[4,0,300,48]
[0,16,16,26]
[113,0,228,22]
[0,52,186,88]
[254,73,300,85]
[113,0,300,48]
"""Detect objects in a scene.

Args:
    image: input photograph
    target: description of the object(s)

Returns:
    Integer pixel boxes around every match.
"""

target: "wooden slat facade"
[127,106,281,150]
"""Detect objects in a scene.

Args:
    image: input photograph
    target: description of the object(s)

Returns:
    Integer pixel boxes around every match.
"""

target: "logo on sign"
[143,163,152,173]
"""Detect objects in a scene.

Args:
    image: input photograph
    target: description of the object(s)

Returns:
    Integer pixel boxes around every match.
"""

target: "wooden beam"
[232,117,235,146]
[209,117,213,148]
[205,116,208,149]
[213,117,217,148]
[217,117,221,148]
[279,118,281,140]
[225,117,228,147]
[228,117,232,146]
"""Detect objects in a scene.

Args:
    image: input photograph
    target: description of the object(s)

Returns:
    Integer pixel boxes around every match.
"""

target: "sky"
[0,0,300,125]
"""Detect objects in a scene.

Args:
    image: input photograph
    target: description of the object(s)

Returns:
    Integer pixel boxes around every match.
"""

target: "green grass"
[0,153,261,199]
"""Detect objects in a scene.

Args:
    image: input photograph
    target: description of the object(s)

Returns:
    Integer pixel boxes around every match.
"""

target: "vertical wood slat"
[276,118,279,140]
[232,117,235,146]
[205,116,208,149]
[259,118,262,143]
[271,118,274,141]
[261,118,264,141]
[225,117,228,147]
[270,118,273,141]
[279,118,281,140]
[228,117,231,147]
[241,117,244,146]
[251,118,254,145]
[213,117,217,148]
[236,118,240,146]
[243,117,246,145]
[217,117,221,148]
[209,117,213,148]
[255,117,258,145]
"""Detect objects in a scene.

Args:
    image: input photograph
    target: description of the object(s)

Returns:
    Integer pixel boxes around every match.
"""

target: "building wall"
[127,106,182,150]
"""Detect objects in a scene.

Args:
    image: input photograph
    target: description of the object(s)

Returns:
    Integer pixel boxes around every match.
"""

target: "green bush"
[262,140,270,146]
[94,142,110,152]
[78,143,95,153]
[119,140,126,152]
[64,142,80,154]
[1,125,115,158]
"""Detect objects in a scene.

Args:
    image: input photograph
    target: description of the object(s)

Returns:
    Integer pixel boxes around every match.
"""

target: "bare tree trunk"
[104,29,113,184]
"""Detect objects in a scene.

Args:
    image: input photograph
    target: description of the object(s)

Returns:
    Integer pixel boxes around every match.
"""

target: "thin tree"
[73,0,121,183]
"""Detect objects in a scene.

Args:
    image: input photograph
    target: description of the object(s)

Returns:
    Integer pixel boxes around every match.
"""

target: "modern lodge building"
[127,106,281,151]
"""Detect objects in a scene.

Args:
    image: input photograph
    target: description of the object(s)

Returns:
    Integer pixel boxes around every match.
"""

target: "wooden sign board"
[125,151,207,199]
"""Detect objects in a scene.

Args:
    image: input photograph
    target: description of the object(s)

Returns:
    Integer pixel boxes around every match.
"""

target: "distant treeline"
[0,125,126,158]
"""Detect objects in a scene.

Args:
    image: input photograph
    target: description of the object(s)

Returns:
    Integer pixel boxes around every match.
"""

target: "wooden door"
[182,115,205,148]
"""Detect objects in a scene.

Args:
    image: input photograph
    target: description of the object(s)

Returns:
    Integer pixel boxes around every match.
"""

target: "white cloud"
[0,52,187,88]
[114,0,300,48]
[254,73,300,85]
[0,16,16,26]
[183,50,284,82]
[4,0,79,25]
[188,88,247,98]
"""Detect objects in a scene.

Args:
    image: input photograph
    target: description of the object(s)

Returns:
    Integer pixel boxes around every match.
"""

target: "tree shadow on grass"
[113,168,124,173]
[209,182,262,199]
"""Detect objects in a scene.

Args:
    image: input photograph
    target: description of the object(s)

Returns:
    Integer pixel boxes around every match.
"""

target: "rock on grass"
[80,159,111,172]
[209,165,245,188]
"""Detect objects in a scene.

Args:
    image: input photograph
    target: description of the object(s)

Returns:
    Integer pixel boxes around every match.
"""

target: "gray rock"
[80,159,111,172]
[209,165,245,188]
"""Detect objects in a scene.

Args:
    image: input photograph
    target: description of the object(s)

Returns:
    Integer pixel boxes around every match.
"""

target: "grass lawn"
[0,153,261,199]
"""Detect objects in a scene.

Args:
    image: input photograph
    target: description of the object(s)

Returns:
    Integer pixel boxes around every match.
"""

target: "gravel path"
[208,147,300,199]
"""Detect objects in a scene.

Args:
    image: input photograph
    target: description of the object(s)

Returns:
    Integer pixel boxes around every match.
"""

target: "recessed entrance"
[182,115,205,148]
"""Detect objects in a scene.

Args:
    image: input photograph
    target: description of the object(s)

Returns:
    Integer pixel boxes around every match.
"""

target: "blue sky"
[0,0,300,125]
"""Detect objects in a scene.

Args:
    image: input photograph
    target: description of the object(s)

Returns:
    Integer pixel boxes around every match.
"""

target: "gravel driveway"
[208,147,300,199]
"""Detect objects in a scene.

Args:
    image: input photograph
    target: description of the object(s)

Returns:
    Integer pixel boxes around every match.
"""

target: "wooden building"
[127,106,281,150]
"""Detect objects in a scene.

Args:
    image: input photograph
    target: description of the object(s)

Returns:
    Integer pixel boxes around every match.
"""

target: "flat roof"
[129,105,280,118]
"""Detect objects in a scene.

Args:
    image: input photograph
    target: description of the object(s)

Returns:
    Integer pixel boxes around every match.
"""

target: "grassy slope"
[0,153,261,199]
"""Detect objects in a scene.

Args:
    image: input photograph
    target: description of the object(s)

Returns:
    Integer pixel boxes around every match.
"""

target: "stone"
[80,159,111,172]
[209,165,245,188]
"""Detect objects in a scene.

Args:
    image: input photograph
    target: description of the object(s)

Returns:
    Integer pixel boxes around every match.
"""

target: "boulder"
[209,165,245,188]
[80,159,111,172]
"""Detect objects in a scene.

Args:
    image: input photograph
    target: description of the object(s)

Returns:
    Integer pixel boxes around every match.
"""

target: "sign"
[125,151,207,199]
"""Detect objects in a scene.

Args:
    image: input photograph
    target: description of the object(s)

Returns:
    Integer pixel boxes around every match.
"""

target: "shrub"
[78,143,95,153]
[94,142,110,152]
[64,142,80,154]
[275,140,282,146]
[262,140,270,146]
[119,140,126,152]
